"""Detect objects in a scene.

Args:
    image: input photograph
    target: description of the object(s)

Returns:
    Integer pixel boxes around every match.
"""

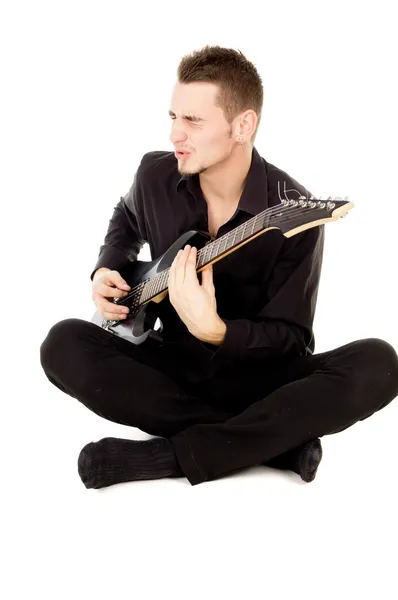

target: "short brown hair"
[177,45,264,143]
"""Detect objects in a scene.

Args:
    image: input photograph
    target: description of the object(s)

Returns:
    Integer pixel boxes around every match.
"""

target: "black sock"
[298,439,323,482]
[77,437,183,489]
[264,438,323,483]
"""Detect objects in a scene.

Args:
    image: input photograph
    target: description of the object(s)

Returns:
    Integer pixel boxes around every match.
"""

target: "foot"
[77,436,183,489]
[264,438,323,483]
[297,438,323,482]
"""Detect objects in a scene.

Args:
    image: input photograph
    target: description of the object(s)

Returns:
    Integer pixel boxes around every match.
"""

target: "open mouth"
[175,151,191,159]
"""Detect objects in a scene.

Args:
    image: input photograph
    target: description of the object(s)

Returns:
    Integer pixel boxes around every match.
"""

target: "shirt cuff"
[200,319,251,367]
[90,245,131,281]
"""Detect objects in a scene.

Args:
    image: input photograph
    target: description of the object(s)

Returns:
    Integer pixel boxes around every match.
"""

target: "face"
[169,81,237,176]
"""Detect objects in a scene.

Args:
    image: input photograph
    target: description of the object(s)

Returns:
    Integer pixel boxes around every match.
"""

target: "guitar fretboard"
[139,197,335,303]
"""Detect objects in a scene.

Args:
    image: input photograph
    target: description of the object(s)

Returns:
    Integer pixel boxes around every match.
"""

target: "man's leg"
[41,321,398,488]
[40,318,243,488]
[39,318,321,487]
[170,338,398,485]
[39,318,236,436]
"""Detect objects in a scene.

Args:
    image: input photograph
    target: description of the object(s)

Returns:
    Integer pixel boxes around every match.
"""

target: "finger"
[97,302,129,320]
[98,282,130,299]
[170,248,184,273]
[107,271,131,291]
[174,245,190,286]
[185,246,199,284]
[103,311,129,321]
[104,312,129,321]
[201,262,212,282]
[172,249,184,270]
[201,264,214,290]
[102,306,129,319]
[104,300,130,315]
[94,294,130,318]
[168,249,182,298]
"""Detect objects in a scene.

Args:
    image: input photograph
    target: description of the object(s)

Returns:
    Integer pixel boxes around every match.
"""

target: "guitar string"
[123,202,336,307]
[147,201,334,287]
[112,200,341,313]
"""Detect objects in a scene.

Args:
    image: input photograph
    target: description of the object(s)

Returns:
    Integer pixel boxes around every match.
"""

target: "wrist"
[199,318,227,346]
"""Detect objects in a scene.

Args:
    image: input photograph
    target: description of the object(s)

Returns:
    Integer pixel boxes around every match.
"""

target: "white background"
[1,1,397,598]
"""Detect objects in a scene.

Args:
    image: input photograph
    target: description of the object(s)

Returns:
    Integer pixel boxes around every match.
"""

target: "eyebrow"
[168,110,205,123]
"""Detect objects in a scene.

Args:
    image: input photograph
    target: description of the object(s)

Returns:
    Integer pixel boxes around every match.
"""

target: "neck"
[199,144,253,205]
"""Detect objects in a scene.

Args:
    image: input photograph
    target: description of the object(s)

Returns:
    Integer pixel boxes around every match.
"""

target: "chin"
[183,161,208,175]
[176,154,210,176]
[178,164,200,176]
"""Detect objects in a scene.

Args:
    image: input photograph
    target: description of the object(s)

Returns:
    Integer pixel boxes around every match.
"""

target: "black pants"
[39,318,398,485]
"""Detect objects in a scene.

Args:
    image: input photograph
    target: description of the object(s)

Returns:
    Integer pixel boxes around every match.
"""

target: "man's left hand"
[168,244,222,341]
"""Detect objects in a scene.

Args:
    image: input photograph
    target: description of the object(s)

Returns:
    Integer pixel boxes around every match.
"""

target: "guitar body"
[91,229,212,347]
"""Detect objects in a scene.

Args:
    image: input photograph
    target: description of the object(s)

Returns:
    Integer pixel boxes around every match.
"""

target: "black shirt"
[90,146,324,372]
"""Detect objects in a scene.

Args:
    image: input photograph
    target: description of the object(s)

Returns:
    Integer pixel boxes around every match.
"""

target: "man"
[40,45,398,489]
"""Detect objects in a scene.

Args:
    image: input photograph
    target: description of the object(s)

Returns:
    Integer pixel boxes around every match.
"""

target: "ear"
[238,109,257,140]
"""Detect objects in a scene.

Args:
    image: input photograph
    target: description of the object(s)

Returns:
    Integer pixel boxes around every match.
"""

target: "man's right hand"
[92,268,131,321]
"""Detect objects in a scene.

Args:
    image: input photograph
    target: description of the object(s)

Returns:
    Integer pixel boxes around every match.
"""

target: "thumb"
[201,264,214,291]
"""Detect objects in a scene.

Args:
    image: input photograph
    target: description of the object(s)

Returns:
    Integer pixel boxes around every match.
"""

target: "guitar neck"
[139,196,353,304]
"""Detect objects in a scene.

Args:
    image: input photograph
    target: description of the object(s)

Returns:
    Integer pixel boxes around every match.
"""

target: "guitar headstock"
[273,196,354,236]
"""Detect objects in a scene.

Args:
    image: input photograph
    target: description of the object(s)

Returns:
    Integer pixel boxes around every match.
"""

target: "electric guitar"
[91,196,354,346]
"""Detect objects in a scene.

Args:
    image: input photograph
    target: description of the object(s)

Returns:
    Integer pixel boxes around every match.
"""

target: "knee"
[356,338,398,391]
[358,338,398,368]
[39,318,86,372]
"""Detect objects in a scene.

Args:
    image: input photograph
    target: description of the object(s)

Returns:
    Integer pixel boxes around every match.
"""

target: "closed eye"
[169,111,204,124]
[170,116,199,126]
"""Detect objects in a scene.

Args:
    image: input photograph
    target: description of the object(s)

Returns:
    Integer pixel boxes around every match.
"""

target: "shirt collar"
[176,146,268,216]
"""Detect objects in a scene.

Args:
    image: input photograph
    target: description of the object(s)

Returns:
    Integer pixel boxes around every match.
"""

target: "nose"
[169,119,189,145]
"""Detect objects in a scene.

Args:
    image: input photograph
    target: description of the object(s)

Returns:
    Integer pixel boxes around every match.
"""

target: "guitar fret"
[138,201,333,303]
[204,243,211,264]
[154,276,160,295]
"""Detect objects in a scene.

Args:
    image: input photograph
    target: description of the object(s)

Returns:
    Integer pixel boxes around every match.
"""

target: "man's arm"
[90,162,148,282]
[200,223,325,366]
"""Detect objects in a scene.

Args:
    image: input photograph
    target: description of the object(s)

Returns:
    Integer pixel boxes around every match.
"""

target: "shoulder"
[264,158,315,206]
[124,151,176,212]
[137,150,177,180]
[262,156,325,248]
